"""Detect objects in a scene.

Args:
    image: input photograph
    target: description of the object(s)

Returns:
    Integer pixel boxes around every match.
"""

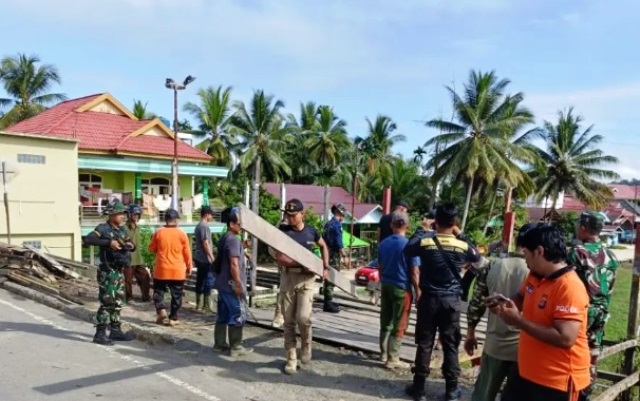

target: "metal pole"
[2,161,11,244]
[249,158,261,293]
[172,88,179,211]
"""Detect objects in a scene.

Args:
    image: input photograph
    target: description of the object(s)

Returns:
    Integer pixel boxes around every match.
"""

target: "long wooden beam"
[237,203,358,298]
[593,371,640,401]
[599,340,638,360]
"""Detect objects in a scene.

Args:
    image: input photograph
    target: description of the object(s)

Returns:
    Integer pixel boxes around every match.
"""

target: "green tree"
[425,70,535,230]
[304,105,350,184]
[362,115,406,186]
[184,85,236,166]
[132,99,156,119]
[531,108,619,212]
[0,53,67,128]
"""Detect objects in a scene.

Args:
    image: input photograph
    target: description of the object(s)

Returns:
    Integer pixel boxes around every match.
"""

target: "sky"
[2,0,640,179]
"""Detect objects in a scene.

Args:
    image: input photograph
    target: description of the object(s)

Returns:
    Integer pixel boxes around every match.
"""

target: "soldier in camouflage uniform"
[567,211,619,401]
[83,201,136,345]
[321,204,348,313]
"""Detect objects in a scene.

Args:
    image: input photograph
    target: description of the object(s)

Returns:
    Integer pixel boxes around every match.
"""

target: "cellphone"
[484,294,510,304]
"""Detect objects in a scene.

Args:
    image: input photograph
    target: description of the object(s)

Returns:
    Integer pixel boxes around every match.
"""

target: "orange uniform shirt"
[149,226,192,281]
[518,268,591,393]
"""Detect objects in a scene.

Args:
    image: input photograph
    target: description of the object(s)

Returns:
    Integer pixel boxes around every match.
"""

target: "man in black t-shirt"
[377,200,409,244]
[274,198,330,375]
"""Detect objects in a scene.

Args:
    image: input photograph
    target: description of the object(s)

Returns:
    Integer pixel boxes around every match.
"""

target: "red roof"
[4,94,212,161]
[263,183,380,220]
[562,195,587,210]
[607,184,640,200]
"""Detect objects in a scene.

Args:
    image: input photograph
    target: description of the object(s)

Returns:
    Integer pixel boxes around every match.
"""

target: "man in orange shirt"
[490,224,590,401]
[149,208,192,326]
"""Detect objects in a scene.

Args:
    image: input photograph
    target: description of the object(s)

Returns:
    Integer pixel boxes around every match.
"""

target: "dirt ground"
[59,277,472,401]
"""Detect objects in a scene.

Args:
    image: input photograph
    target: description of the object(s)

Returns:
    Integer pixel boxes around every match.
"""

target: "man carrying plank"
[274,198,330,375]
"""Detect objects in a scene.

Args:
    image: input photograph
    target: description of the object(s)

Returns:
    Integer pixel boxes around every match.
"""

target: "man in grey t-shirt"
[193,206,215,311]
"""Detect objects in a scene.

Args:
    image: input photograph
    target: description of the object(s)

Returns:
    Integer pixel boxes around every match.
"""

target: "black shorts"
[502,374,570,401]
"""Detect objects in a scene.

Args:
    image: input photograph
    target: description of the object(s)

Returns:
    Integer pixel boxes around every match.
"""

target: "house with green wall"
[5,93,229,246]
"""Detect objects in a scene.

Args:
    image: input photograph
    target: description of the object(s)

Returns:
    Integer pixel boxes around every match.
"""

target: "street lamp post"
[165,75,196,211]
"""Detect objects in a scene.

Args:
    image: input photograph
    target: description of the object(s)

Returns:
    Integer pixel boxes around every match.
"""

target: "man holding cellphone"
[465,224,533,401]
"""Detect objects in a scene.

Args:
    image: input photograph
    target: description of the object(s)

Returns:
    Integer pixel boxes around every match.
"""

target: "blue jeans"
[194,260,214,296]
[216,292,246,327]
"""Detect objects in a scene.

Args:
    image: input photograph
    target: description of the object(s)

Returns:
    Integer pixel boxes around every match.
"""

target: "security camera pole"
[165,75,196,211]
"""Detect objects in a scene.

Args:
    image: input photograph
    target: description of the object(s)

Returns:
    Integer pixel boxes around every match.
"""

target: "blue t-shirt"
[378,234,420,291]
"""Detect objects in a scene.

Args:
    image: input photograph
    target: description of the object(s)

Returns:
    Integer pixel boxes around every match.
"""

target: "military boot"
[300,343,312,365]
[284,349,297,375]
[379,331,390,363]
[202,295,212,312]
[323,300,340,313]
[405,375,427,401]
[445,380,461,401]
[109,322,134,341]
[195,294,202,311]
[228,326,253,357]
[213,323,230,352]
[93,324,114,346]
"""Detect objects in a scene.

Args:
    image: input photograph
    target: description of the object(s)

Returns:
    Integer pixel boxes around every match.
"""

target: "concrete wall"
[0,133,81,260]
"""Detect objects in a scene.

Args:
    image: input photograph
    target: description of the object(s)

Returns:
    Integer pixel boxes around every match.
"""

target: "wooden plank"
[600,340,638,360]
[594,371,640,401]
[23,244,80,279]
[237,203,357,298]
[597,371,627,383]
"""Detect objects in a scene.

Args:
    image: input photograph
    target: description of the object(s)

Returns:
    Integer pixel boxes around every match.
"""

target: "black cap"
[396,200,409,210]
[164,208,180,221]
[282,198,304,215]
[425,209,436,219]
[201,206,214,217]
[331,203,347,216]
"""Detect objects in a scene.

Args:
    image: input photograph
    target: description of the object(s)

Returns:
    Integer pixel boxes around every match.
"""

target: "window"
[79,173,103,190]
[17,154,46,164]
[142,177,171,195]
[23,241,42,249]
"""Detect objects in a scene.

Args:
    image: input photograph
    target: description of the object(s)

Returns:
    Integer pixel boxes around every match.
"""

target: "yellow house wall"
[0,134,81,260]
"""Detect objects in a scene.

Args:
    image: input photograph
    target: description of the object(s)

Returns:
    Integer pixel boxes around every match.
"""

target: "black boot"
[109,322,134,341]
[405,375,427,401]
[93,324,114,346]
[323,300,340,313]
[445,380,461,401]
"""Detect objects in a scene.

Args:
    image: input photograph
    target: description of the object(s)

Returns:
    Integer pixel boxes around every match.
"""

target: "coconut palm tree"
[284,101,322,183]
[304,105,350,183]
[183,85,236,166]
[424,70,535,230]
[132,100,156,119]
[362,115,406,187]
[531,108,619,212]
[0,53,67,128]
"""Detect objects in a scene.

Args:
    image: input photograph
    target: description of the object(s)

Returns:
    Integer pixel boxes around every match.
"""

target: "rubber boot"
[202,295,212,312]
[93,324,114,346]
[405,375,427,401]
[195,294,202,311]
[379,331,390,363]
[284,349,297,375]
[323,300,340,313]
[385,336,409,369]
[156,309,168,325]
[213,323,230,352]
[228,326,253,357]
[445,380,461,401]
[109,322,134,341]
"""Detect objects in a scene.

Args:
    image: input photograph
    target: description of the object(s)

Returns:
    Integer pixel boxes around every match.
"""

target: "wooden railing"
[594,340,639,401]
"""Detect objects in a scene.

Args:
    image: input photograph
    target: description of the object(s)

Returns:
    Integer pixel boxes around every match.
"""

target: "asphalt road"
[0,289,252,401]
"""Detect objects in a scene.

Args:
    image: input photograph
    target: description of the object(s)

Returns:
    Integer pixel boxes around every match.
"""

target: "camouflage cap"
[331,203,348,216]
[103,201,128,216]
[579,211,604,231]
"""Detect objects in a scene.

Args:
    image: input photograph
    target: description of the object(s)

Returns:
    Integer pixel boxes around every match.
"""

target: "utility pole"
[349,144,360,262]
[165,75,196,211]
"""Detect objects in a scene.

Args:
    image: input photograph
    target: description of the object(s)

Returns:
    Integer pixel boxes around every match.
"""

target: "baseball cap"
[579,211,604,231]
[391,211,410,226]
[331,203,348,216]
[201,205,214,217]
[424,209,436,220]
[164,208,180,221]
[396,200,410,210]
[282,198,304,215]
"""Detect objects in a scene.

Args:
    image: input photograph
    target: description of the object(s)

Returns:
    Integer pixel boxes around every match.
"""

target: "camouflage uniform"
[83,201,135,345]
[567,211,619,401]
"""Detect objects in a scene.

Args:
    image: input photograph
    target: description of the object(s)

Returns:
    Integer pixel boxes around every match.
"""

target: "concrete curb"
[0,280,179,346]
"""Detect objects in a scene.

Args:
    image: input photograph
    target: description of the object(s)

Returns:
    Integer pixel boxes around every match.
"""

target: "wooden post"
[622,225,640,401]
[2,161,11,245]
[324,185,331,222]
[243,181,250,242]
[502,211,515,254]
[279,182,286,222]
[250,160,260,296]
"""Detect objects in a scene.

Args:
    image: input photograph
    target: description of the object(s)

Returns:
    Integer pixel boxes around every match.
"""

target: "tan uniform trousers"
[280,268,315,351]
